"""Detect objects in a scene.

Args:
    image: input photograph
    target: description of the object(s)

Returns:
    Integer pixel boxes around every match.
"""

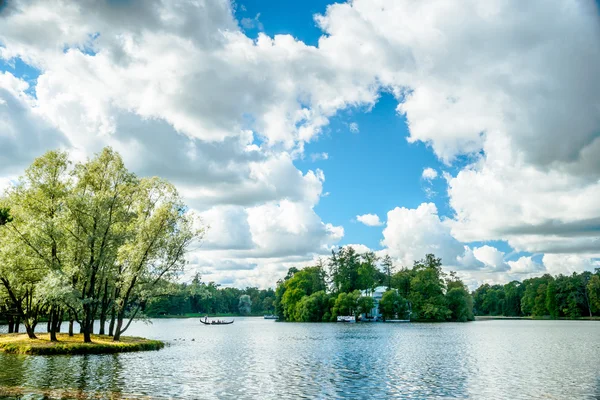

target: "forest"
[473,271,600,318]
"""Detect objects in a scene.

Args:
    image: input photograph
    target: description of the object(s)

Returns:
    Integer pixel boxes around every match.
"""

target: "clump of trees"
[473,270,600,318]
[274,248,474,322]
[0,148,204,342]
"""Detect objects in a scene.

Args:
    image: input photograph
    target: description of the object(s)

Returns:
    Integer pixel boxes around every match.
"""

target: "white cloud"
[349,122,359,133]
[472,245,510,272]
[422,167,438,180]
[508,256,545,274]
[356,213,383,227]
[343,244,372,254]
[310,152,329,162]
[541,254,600,276]
[381,203,465,267]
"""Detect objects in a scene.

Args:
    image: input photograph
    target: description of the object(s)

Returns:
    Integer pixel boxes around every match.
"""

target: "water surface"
[0,319,598,399]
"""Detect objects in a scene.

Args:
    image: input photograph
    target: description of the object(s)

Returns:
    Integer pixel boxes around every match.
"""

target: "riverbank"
[0,333,164,355]
[475,315,600,321]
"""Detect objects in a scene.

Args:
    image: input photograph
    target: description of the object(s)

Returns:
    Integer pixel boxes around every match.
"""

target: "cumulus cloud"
[381,203,465,267]
[356,213,383,227]
[349,122,359,133]
[422,167,438,180]
[508,256,545,274]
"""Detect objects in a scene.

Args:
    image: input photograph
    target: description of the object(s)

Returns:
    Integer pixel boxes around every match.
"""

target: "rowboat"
[200,319,234,325]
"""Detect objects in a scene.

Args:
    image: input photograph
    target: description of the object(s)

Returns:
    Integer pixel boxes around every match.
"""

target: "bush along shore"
[0,333,164,355]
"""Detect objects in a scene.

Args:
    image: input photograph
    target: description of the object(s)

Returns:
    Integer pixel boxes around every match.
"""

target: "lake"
[0,319,599,399]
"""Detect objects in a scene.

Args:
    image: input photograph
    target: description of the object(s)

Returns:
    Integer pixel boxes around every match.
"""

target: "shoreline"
[475,316,600,321]
[0,333,164,355]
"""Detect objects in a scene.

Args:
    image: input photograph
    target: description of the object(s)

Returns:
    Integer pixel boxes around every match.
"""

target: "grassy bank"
[0,333,164,355]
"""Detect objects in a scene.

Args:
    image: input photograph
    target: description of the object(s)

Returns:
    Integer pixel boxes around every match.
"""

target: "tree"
[379,290,409,320]
[357,252,379,294]
[329,247,361,293]
[446,274,474,322]
[588,274,600,314]
[381,255,394,290]
[332,290,360,319]
[546,281,559,319]
[357,296,375,317]
[295,291,330,322]
[0,151,71,339]
[238,294,252,315]
[277,265,328,321]
[112,177,202,341]
[409,255,450,321]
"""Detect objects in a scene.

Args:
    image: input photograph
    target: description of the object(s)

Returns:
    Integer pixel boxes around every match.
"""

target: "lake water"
[0,318,599,399]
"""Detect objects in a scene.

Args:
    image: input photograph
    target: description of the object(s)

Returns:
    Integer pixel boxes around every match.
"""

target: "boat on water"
[385,319,410,323]
[200,318,234,325]
[264,315,279,320]
[336,315,356,323]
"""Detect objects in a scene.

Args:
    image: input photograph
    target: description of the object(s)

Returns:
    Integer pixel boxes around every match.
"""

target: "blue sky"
[1,0,599,287]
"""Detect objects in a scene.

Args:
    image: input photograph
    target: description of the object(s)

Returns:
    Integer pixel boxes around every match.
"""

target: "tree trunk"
[49,308,60,342]
[113,317,124,342]
[25,324,37,339]
[14,315,20,333]
[7,316,14,334]
[83,319,92,343]
[47,313,52,334]
[68,319,74,336]
[108,310,116,337]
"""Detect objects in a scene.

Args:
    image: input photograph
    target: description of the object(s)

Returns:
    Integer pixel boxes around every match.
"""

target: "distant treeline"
[473,271,600,318]
[142,274,276,317]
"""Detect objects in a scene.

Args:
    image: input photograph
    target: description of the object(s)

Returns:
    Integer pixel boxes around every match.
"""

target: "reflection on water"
[0,319,599,399]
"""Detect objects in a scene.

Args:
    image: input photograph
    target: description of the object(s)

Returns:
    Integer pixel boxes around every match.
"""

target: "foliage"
[379,290,408,320]
[473,270,600,318]
[0,148,205,342]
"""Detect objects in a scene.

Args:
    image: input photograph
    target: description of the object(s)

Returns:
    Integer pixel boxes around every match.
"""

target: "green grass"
[0,333,164,355]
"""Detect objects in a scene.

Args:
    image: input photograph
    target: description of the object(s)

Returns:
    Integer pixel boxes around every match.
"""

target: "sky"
[1,0,600,289]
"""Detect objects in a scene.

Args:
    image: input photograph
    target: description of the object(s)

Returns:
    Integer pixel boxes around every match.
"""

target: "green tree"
[446,274,474,322]
[357,296,375,317]
[329,247,361,293]
[588,274,600,314]
[409,255,450,321]
[381,255,394,290]
[379,290,409,320]
[0,151,71,339]
[295,291,330,322]
[357,252,379,294]
[546,280,559,319]
[332,290,360,319]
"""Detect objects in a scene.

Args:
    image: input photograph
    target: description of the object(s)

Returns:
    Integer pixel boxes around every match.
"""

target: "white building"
[360,286,389,321]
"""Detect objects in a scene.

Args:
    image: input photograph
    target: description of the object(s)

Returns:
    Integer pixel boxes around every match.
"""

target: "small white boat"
[337,316,356,323]
[264,315,279,320]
